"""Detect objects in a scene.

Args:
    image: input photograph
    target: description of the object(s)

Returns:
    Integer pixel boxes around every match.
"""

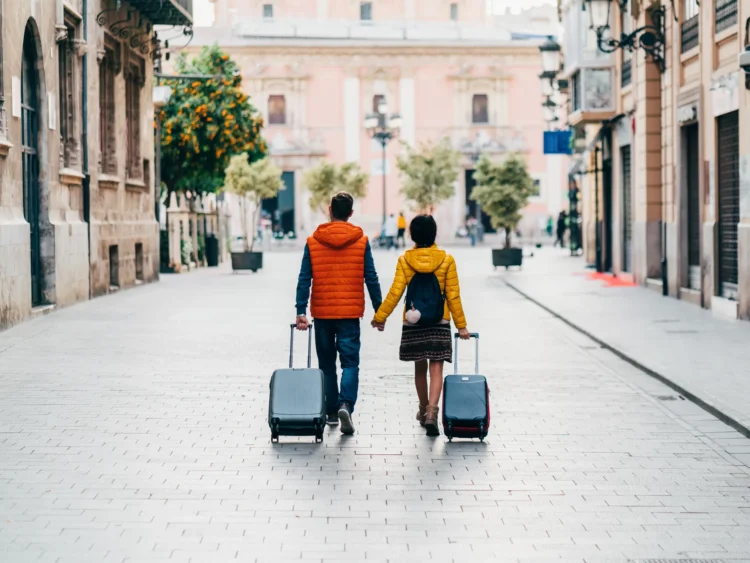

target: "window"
[268,94,286,125]
[683,0,699,20]
[58,13,81,169]
[360,1,372,21]
[450,3,458,21]
[472,94,488,124]
[372,94,385,114]
[99,34,120,175]
[125,55,145,180]
[135,243,144,282]
[263,3,273,19]
[681,0,700,52]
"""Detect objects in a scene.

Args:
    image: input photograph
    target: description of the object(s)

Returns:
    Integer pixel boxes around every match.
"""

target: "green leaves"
[470,154,535,248]
[303,161,369,214]
[223,154,284,202]
[159,45,267,196]
[397,138,461,214]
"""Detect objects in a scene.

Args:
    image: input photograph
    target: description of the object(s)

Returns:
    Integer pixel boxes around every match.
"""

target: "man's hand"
[296,315,310,331]
[458,328,471,340]
[371,319,385,332]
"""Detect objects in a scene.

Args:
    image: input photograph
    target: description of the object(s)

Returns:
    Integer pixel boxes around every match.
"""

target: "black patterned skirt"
[399,324,453,363]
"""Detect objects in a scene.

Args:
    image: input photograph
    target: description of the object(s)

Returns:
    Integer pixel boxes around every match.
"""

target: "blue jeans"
[314,319,361,414]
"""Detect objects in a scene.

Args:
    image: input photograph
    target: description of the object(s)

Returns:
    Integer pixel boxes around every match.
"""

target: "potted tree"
[397,138,461,214]
[222,154,284,272]
[303,161,369,215]
[470,154,536,269]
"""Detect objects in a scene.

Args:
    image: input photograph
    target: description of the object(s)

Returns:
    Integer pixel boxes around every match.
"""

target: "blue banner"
[543,130,573,155]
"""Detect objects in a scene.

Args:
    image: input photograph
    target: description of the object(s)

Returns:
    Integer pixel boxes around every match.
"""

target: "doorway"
[22,26,42,306]
[600,131,613,272]
[464,169,495,234]
[621,145,633,272]
[262,171,296,236]
[717,111,739,299]
[684,123,701,290]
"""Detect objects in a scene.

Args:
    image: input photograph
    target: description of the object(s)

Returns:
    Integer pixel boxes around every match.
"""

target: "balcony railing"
[681,15,699,52]
[128,0,192,26]
[715,0,737,34]
[621,59,632,88]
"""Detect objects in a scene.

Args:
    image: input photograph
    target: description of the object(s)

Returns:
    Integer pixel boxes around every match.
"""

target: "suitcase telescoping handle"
[289,323,313,369]
[453,332,479,375]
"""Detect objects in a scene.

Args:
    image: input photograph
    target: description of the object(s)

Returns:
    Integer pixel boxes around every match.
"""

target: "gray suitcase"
[268,324,326,443]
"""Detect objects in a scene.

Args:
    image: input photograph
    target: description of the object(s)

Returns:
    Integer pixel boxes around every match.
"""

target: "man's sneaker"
[326,413,339,426]
[338,403,355,435]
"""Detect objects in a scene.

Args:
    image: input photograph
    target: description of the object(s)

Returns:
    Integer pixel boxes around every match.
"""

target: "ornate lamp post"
[584,0,666,72]
[364,99,402,224]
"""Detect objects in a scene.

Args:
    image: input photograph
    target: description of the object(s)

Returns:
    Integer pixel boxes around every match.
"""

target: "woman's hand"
[371,319,385,332]
[458,328,471,340]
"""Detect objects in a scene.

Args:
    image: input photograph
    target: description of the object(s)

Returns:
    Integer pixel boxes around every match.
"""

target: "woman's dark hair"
[409,215,437,248]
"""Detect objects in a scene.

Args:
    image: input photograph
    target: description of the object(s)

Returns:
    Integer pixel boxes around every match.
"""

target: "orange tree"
[159,45,267,199]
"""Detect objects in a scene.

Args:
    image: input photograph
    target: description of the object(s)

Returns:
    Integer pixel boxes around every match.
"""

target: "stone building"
[188,0,564,241]
[561,0,750,320]
[0,0,192,330]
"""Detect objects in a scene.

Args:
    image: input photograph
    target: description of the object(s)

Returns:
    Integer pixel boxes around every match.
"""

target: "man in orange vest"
[295,192,383,434]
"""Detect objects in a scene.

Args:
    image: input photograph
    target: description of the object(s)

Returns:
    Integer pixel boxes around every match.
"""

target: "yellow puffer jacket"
[373,245,467,329]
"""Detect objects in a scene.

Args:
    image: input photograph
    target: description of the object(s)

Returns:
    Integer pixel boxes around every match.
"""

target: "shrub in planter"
[470,154,536,269]
[221,154,284,272]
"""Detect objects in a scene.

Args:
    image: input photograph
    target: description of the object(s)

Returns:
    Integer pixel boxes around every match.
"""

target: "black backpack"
[404,271,445,326]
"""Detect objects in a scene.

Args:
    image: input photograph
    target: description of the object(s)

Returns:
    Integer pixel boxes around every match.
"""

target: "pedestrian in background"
[555,211,567,247]
[372,215,470,437]
[397,212,407,248]
[384,213,398,250]
[467,216,478,247]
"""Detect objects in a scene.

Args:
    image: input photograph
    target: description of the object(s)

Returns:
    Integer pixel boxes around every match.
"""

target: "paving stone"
[0,249,749,562]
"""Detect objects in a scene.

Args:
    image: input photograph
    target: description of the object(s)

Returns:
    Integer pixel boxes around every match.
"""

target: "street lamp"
[584,0,666,72]
[364,97,401,224]
[539,36,561,75]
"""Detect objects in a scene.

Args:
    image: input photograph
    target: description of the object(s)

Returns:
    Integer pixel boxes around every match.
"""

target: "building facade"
[0,0,192,330]
[562,0,750,320]
[194,0,563,240]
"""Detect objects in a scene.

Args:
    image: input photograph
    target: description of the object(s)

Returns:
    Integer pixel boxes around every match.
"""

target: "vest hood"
[404,245,447,273]
[313,222,364,249]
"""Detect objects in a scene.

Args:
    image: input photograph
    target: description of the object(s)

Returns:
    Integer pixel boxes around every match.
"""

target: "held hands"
[371,319,386,332]
[458,328,471,340]
[295,315,310,331]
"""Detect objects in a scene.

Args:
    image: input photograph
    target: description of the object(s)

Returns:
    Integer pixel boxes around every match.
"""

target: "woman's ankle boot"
[424,406,440,436]
[416,403,427,427]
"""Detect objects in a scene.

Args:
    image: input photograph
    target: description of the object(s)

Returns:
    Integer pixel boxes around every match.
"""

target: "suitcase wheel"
[271,420,280,443]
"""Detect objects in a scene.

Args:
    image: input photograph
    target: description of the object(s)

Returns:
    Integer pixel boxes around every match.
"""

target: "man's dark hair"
[330,192,354,220]
[410,215,437,248]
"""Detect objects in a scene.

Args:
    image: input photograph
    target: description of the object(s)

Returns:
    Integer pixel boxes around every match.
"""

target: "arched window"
[472,94,488,124]
[268,94,286,125]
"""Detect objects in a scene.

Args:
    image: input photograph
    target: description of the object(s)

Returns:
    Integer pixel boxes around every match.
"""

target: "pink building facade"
[195,0,562,240]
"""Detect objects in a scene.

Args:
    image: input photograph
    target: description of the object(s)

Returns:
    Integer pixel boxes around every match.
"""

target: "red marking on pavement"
[583,272,637,287]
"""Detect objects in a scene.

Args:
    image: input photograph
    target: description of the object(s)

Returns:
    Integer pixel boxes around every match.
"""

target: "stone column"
[632,5,664,285]
[738,0,750,319]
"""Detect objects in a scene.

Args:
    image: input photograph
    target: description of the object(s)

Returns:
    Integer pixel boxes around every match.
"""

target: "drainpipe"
[82,0,91,298]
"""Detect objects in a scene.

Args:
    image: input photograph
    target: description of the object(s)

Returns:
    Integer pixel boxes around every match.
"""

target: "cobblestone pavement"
[1,247,750,563]
[500,246,750,438]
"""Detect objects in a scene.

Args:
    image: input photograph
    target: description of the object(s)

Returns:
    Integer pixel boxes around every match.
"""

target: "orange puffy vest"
[308,222,369,320]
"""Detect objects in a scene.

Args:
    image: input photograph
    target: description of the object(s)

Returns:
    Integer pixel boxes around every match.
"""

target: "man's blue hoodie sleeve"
[295,244,312,316]
[364,241,382,312]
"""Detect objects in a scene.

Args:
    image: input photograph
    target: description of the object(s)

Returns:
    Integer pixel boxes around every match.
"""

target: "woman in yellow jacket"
[372,215,470,436]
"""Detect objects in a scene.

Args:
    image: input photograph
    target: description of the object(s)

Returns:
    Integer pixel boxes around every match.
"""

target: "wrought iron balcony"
[125,0,193,26]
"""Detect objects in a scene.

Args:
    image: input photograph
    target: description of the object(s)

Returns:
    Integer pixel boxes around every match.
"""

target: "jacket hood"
[313,221,364,249]
[404,245,447,273]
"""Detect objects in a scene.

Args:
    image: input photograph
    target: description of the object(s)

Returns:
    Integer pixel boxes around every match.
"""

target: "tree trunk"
[505,227,512,249]
[239,198,249,252]
[249,196,260,253]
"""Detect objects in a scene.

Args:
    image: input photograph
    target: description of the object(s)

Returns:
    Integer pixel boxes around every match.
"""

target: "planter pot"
[205,235,219,267]
[231,251,263,273]
[492,247,523,269]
